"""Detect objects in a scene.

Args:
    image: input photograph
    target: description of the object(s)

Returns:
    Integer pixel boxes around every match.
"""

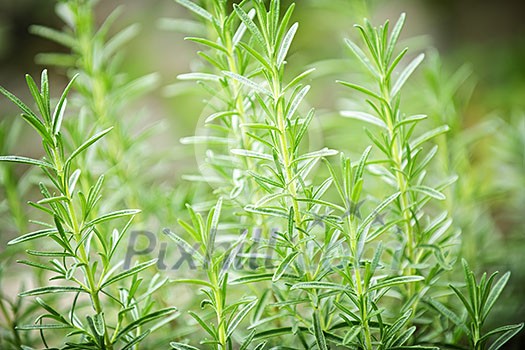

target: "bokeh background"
[0,0,524,347]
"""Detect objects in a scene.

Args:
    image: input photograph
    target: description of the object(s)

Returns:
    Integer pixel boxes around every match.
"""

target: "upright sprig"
[0,72,176,349]
[322,151,429,349]
[222,0,362,346]
[176,0,344,345]
[168,199,261,350]
[339,14,457,312]
[428,259,524,350]
[174,0,274,224]
[31,0,161,213]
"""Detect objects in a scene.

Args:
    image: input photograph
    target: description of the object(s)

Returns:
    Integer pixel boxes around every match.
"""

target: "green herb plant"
[0,72,176,349]
[170,0,523,348]
[30,0,168,221]
[0,0,523,349]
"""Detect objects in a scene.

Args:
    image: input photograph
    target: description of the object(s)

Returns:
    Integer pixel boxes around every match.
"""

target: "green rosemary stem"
[380,83,416,289]
[209,270,227,349]
[346,214,373,349]
[51,145,113,349]
[223,27,249,146]
[221,13,265,217]
[270,68,302,229]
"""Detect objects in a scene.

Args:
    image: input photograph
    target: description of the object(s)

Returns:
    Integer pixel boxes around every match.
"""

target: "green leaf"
[223,71,272,96]
[232,9,255,47]
[344,38,379,76]
[66,127,114,166]
[395,114,427,129]
[116,307,177,340]
[121,331,150,350]
[163,229,205,264]
[341,110,386,128]
[52,74,78,135]
[0,156,54,169]
[391,53,425,96]
[291,281,350,292]
[25,74,49,124]
[29,25,77,48]
[313,310,328,350]
[284,68,316,92]
[26,250,73,258]
[17,323,72,330]
[19,286,85,297]
[87,313,106,337]
[0,85,50,142]
[234,4,266,53]
[286,85,310,120]
[277,22,298,67]
[240,330,257,350]
[103,23,141,59]
[275,2,295,54]
[227,299,257,338]
[35,53,76,67]
[17,259,61,274]
[86,209,140,227]
[101,259,157,288]
[230,273,275,285]
[359,192,400,231]
[254,326,308,339]
[386,13,406,63]
[231,149,273,161]
[8,228,57,245]
[385,309,412,342]
[244,205,288,218]
[177,72,221,82]
[37,195,68,205]
[487,323,524,350]
[241,123,281,133]
[171,342,200,350]
[187,310,215,337]
[410,125,450,150]
[391,326,416,348]
[427,298,469,335]
[34,297,65,319]
[205,111,237,124]
[207,197,222,249]
[273,251,299,282]
[369,275,424,292]
[410,186,446,200]
[171,279,214,289]
[483,272,510,321]
[220,229,249,281]
[337,80,384,102]
[293,148,338,164]
[175,0,213,22]
[480,323,523,344]
[238,41,273,72]
[186,36,228,54]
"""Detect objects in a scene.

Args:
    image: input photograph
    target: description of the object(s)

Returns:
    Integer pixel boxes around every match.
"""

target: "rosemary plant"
[338,14,523,349]
[170,2,522,348]
[0,72,176,349]
[168,199,261,349]
[30,0,167,221]
[0,0,522,349]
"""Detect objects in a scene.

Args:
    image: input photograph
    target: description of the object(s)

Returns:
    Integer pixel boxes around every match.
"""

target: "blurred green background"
[0,0,524,347]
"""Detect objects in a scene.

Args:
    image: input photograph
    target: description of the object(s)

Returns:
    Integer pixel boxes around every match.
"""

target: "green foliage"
[0,0,522,349]
[0,72,176,349]
[427,259,523,350]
